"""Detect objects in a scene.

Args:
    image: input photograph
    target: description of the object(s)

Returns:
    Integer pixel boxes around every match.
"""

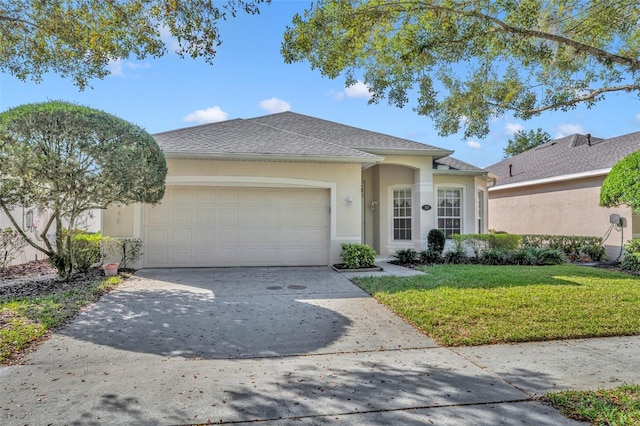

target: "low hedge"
[520,234,605,261]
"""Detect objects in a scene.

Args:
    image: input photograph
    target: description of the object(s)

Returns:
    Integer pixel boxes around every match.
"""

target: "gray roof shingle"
[486,132,640,187]
[250,112,449,154]
[154,117,378,160]
[154,111,483,172]
[435,156,485,172]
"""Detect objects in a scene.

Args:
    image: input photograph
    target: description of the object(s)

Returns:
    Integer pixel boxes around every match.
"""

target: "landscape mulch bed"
[0,260,104,300]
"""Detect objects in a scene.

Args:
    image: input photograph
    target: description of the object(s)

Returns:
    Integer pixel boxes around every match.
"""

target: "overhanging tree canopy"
[0,101,167,276]
[0,0,270,88]
[600,151,640,212]
[282,0,640,139]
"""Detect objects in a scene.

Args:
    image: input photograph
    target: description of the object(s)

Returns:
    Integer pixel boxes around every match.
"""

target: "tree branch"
[0,15,39,29]
[515,84,640,115]
[379,1,640,71]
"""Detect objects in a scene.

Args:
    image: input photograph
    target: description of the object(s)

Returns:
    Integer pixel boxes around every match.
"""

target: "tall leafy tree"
[503,128,551,158]
[0,101,167,278]
[282,0,640,139]
[0,0,269,89]
[600,151,640,212]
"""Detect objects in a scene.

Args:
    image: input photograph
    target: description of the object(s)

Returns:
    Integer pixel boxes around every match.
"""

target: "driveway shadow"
[59,284,353,359]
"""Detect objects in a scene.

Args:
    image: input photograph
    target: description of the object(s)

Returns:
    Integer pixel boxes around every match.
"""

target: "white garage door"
[144,186,330,267]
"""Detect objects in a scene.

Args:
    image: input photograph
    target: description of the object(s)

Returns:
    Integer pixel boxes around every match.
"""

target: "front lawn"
[353,264,640,346]
[0,274,124,364]
[542,384,640,425]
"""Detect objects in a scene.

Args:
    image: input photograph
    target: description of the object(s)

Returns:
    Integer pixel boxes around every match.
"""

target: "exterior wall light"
[370,201,378,211]
[346,196,353,206]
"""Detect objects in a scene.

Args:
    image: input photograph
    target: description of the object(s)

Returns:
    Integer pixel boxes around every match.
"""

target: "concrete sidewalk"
[0,266,636,425]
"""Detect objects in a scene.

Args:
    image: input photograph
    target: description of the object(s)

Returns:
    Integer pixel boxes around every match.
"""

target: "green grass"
[542,384,640,425]
[354,264,640,346]
[0,275,123,364]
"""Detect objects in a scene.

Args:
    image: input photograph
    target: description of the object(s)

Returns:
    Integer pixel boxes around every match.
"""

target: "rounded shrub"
[340,243,377,269]
[427,229,446,254]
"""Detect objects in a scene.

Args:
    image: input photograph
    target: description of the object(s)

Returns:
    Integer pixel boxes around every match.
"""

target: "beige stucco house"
[103,112,489,268]
[487,132,640,259]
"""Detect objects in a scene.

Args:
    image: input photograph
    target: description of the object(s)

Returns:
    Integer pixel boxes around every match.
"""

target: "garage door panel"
[146,207,168,225]
[146,227,169,245]
[144,186,329,267]
[194,230,215,243]
[216,209,239,226]
[194,188,216,203]
[239,210,266,226]
[217,189,239,204]
[171,210,193,225]
[172,189,193,203]
[169,250,192,265]
[146,249,168,266]
[171,228,193,244]
[193,208,214,224]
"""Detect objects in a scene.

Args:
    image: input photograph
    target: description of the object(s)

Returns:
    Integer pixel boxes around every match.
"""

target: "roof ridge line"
[247,117,380,158]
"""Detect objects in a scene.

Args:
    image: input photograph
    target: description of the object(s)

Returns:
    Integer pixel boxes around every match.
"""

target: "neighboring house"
[102,112,489,268]
[486,132,640,259]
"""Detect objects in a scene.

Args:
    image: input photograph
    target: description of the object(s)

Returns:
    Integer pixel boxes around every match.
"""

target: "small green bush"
[418,249,443,265]
[621,239,640,272]
[481,248,510,265]
[427,229,445,254]
[71,233,103,273]
[536,248,567,265]
[340,243,377,269]
[393,248,417,264]
[509,247,539,266]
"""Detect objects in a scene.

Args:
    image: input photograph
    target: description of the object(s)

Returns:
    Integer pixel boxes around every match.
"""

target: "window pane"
[437,187,462,239]
[392,189,412,240]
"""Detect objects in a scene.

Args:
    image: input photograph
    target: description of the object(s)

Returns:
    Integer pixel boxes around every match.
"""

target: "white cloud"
[108,59,150,77]
[259,97,291,113]
[504,122,524,136]
[555,123,586,138]
[345,81,373,99]
[183,106,228,124]
[467,140,482,150]
[331,80,373,100]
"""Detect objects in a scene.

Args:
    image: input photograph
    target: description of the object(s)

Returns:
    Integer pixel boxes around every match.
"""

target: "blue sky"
[0,0,638,168]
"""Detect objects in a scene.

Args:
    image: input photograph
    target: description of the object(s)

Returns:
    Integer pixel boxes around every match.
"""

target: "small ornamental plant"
[340,243,377,269]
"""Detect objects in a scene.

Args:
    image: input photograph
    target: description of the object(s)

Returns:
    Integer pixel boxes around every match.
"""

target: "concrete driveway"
[0,267,580,425]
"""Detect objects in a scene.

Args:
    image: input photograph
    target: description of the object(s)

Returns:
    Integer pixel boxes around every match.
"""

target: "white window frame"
[390,186,413,241]
[436,185,464,239]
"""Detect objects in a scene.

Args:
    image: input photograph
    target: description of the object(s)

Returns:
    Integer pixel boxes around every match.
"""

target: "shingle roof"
[435,156,485,172]
[153,111,457,163]
[486,132,640,187]
[154,117,378,160]
[250,112,450,154]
